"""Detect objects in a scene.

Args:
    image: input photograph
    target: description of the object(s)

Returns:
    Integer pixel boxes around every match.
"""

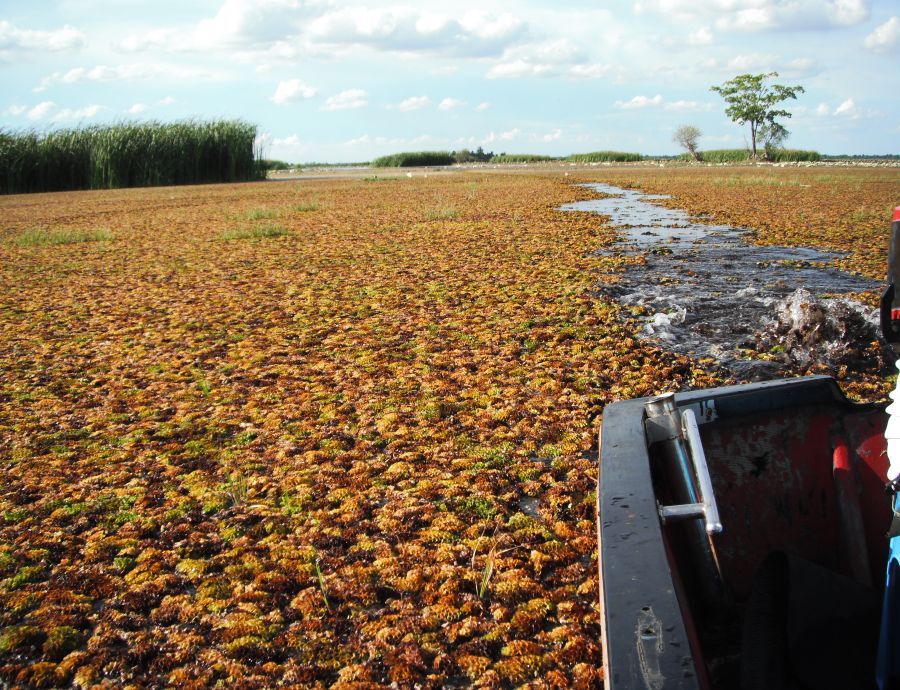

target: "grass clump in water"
[243,207,277,220]
[290,200,320,212]
[426,205,459,220]
[217,224,290,241]
[14,227,113,246]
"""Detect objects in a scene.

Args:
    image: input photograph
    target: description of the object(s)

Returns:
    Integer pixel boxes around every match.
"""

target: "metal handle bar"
[658,409,723,535]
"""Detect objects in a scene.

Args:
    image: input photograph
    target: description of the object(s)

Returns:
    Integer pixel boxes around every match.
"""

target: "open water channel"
[562,183,888,380]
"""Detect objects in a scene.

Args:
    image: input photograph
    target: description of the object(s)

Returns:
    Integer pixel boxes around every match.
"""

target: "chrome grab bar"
[658,408,723,535]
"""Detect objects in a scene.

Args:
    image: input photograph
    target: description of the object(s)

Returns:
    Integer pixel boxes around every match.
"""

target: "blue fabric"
[878,496,900,689]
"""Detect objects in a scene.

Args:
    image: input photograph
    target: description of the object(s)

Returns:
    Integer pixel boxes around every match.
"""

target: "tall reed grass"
[693,149,752,163]
[767,149,822,163]
[370,151,454,167]
[0,119,263,194]
[490,154,559,163]
[689,148,822,163]
[566,151,644,163]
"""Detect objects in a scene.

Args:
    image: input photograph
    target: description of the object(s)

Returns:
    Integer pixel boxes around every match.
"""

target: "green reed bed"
[565,151,644,163]
[370,151,455,167]
[0,119,263,194]
[489,154,559,163]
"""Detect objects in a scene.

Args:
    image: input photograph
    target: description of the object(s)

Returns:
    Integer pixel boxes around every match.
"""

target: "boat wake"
[563,184,885,380]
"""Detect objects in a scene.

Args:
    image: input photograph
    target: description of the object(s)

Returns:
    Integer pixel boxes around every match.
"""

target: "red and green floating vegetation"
[0,167,897,687]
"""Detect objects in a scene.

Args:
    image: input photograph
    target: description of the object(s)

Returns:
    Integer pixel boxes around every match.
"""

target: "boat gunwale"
[596,375,881,689]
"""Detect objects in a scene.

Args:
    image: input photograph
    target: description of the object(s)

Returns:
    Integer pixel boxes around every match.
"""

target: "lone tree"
[758,121,789,160]
[710,72,804,159]
[673,125,702,161]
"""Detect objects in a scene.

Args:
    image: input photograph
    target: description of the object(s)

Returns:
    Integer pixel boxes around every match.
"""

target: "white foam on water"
[757,288,887,372]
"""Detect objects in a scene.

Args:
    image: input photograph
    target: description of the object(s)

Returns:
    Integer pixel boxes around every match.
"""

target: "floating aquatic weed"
[0,167,893,686]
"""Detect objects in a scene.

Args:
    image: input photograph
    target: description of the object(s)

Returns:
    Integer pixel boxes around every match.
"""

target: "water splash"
[756,289,891,374]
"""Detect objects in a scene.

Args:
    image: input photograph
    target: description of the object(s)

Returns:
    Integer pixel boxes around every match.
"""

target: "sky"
[2,0,899,162]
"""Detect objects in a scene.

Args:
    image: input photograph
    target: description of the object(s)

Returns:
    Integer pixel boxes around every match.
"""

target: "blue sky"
[2,0,898,161]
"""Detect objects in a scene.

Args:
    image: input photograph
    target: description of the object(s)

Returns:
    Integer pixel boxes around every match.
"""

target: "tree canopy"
[673,125,702,160]
[710,72,804,159]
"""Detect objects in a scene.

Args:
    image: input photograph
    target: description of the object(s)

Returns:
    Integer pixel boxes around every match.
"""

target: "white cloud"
[783,57,818,77]
[664,100,713,112]
[816,98,882,120]
[158,96,176,106]
[0,20,85,54]
[196,0,312,46]
[476,102,490,111]
[486,59,554,79]
[7,104,27,116]
[271,78,317,105]
[438,97,466,111]
[726,52,778,71]
[255,130,273,151]
[726,8,779,31]
[616,94,663,109]
[567,64,611,79]
[486,38,609,81]
[265,133,319,160]
[127,103,148,114]
[827,0,870,27]
[19,101,103,122]
[322,89,368,111]
[36,63,217,91]
[308,7,527,58]
[543,128,562,142]
[504,38,586,64]
[395,95,431,111]
[832,97,883,120]
[635,0,869,31]
[864,16,900,54]
[687,27,713,45]
[51,104,103,122]
[835,98,856,115]
[26,101,56,120]
[118,0,328,53]
[117,28,180,53]
[275,134,302,146]
[483,128,521,144]
[700,52,817,77]
[343,133,390,147]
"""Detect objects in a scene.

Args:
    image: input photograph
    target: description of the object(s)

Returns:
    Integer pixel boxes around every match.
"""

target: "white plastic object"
[885,359,900,481]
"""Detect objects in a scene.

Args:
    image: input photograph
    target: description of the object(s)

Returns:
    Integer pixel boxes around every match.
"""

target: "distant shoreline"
[267,158,900,181]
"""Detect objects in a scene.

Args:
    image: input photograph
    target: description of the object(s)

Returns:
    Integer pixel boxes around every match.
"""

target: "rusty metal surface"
[598,376,887,689]
[700,405,888,597]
